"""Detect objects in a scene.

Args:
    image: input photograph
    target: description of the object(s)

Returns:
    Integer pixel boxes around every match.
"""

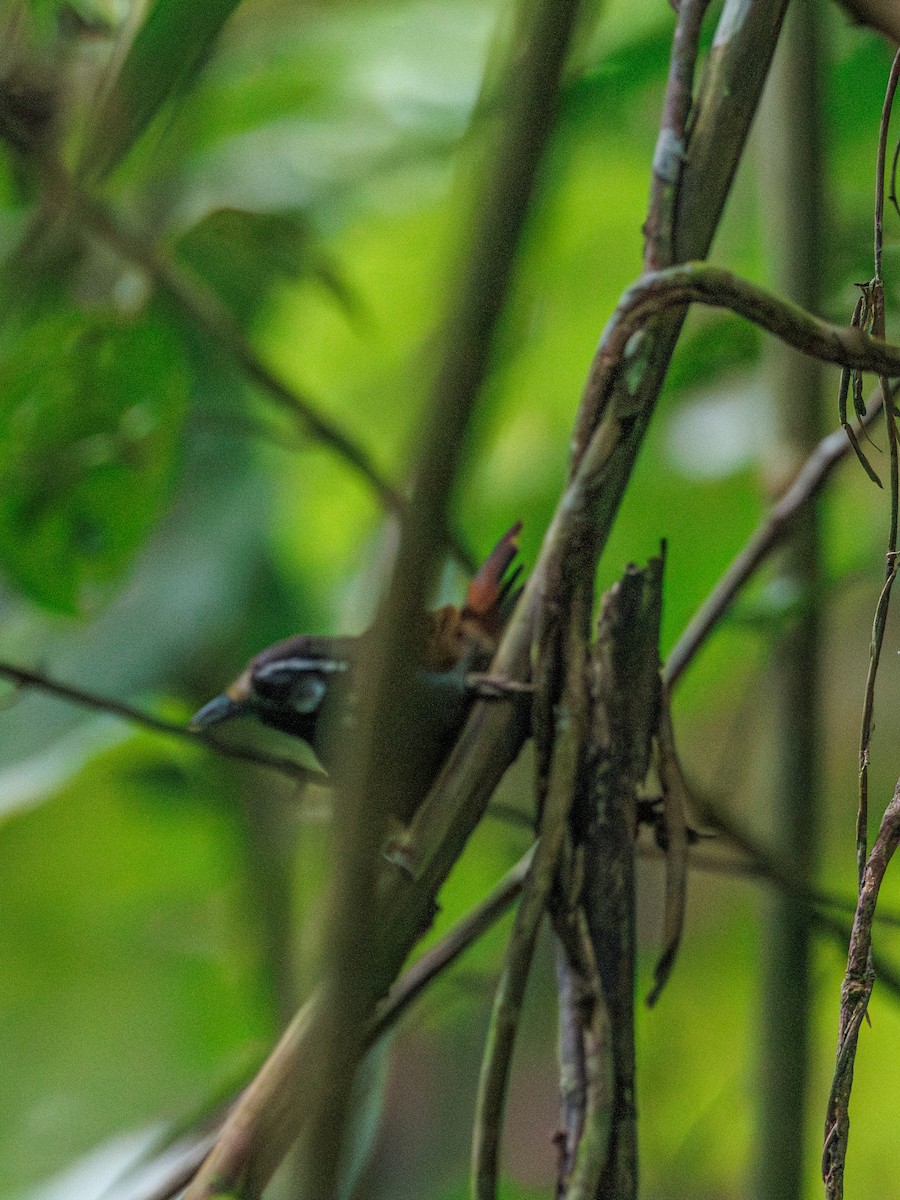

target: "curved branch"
[597,263,900,383]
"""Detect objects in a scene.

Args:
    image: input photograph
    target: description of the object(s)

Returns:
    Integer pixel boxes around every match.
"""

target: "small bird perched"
[189,524,524,818]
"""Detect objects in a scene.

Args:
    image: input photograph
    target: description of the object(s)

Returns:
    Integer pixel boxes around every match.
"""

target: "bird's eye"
[253,659,330,714]
[289,674,327,714]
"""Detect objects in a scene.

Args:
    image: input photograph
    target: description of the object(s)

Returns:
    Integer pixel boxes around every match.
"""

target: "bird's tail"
[462,522,523,634]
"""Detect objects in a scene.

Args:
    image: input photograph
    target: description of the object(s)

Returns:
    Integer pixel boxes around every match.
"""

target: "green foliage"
[0,1,898,1198]
[81,0,246,178]
[0,307,187,612]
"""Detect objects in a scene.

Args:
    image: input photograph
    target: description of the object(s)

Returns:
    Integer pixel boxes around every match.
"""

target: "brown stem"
[823,780,900,1199]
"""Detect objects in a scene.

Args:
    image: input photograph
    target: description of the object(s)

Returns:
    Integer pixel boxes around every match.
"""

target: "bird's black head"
[189,635,354,760]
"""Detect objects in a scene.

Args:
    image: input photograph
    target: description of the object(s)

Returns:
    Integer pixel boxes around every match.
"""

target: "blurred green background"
[1,1,900,1197]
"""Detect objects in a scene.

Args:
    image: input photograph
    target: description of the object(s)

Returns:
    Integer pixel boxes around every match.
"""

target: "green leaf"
[81,0,245,178]
[0,308,188,613]
[176,207,317,325]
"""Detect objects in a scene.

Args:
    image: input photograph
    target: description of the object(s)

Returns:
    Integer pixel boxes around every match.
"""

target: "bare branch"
[824,780,900,1199]
[664,390,886,689]
[0,661,314,783]
[366,845,534,1044]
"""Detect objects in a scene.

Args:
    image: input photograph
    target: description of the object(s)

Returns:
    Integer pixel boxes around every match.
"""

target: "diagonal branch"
[823,779,900,1200]
[644,0,713,272]
[664,388,887,689]
[185,0,585,1194]
[0,660,314,783]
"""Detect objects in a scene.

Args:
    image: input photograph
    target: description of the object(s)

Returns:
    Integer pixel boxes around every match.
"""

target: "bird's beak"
[188,693,246,731]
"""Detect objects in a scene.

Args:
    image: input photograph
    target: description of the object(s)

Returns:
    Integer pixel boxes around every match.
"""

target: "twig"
[643,842,900,929]
[823,779,900,1200]
[61,190,408,518]
[125,849,535,1200]
[596,263,900,382]
[0,661,314,783]
[472,618,588,1200]
[874,51,900,284]
[664,390,886,689]
[856,48,900,885]
[647,693,689,1006]
[133,819,900,1200]
[856,553,899,883]
[683,784,900,997]
[37,166,471,571]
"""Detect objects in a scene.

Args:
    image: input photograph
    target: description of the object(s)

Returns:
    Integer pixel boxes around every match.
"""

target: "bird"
[189,524,524,819]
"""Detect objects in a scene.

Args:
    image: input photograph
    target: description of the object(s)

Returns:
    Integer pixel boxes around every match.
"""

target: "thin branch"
[64,193,405,512]
[684,785,900,997]
[664,390,886,689]
[596,263,900,383]
[130,816,900,1200]
[124,849,535,1200]
[643,842,900,929]
[824,779,900,1200]
[856,553,899,883]
[0,661,314,783]
[874,50,900,283]
[853,48,900,886]
[472,618,588,1200]
[36,168,475,572]
[644,0,712,271]
[647,694,689,1006]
